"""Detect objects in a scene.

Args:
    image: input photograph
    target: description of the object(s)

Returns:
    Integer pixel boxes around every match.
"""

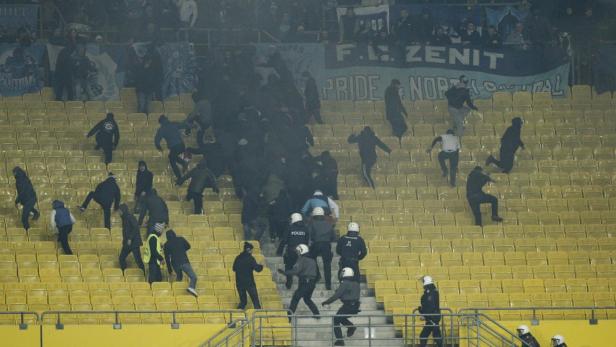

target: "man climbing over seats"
[138,189,169,234]
[418,276,442,347]
[426,129,461,187]
[308,207,336,290]
[466,166,503,226]
[278,244,320,318]
[277,213,310,289]
[347,126,391,189]
[154,114,188,180]
[516,325,540,347]
[118,203,145,274]
[79,172,121,229]
[12,166,39,230]
[164,229,198,297]
[50,200,76,255]
[485,117,525,173]
[176,157,219,214]
[336,222,367,282]
[87,112,119,166]
[445,75,478,137]
[233,242,264,310]
[322,267,361,346]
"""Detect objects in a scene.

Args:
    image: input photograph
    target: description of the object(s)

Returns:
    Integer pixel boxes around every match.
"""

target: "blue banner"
[256,43,570,101]
[0,4,39,31]
[0,43,45,96]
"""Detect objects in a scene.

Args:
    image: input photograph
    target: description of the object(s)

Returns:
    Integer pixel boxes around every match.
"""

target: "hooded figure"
[486,117,525,173]
[418,276,442,347]
[118,203,145,273]
[177,158,219,214]
[13,166,39,230]
[134,160,153,213]
[302,71,323,124]
[347,127,391,189]
[233,242,264,309]
[87,112,119,165]
[445,76,478,137]
[154,114,188,179]
[50,200,76,254]
[384,79,408,140]
[164,229,198,296]
[79,173,121,229]
[466,166,503,226]
[314,151,338,200]
[138,189,169,233]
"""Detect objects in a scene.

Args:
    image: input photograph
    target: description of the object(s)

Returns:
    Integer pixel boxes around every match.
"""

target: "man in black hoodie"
[486,117,525,174]
[138,189,169,233]
[233,242,264,309]
[314,151,338,200]
[13,167,39,230]
[155,114,188,180]
[164,229,198,296]
[118,203,145,273]
[134,160,153,213]
[466,166,503,226]
[418,276,442,347]
[384,79,408,141]
[348,127,391,189]
[79,172,121,229]
[176,158,219,214]
[86,112,120,165]
[445,76,478,137]
[302,71,323,124]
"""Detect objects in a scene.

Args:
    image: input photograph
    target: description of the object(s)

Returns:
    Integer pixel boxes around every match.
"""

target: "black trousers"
[20,200,38,230]
[491,146,516,173]
[361,159,376,189]
[310,242,333,288]
[283,250,299,287]
[186,191,203,214]
[306,107,323,123]
[334,301,360,340]
[237,283,261,309]
[99,141,113,165]
[81,192,112,229]
[419,319,443,347]
[268,215,286,240]
[339,258,361,282]
[289,278,319,315]
[322,174,338,200]
[57,225,73,254]
[437,150,459,186]
[168,143,186,179]
[54,77,74,101]
[119,245,145,271]
[148,262,162,283]
[467,193,499,226]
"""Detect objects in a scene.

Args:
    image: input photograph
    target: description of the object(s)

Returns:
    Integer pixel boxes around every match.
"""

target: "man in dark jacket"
[13,166,39,230]
[50,200,76,254]
[79,172,121,229]
[445,76,478,137]
[242,189,268,241]
[322,267,361,346]
[277,213,310,289]
[466,166,503,226]
[164,229,198,296]
[138,189,169,233]
[268,189,292,242]
[118,203,145,273]
[135,46,162,114]
[233,242,264,309]
[516,325,540,347]
[551,335,566,347]
[314,151,338,200]
[184,91,213,146]
[302,71,323,124]
[177,158,219,214]
[278,244,320,317]
[348,127,391,189]
[134,160,153,213]
[87,112,119,165]
[486,117,525,174]
[186,140,226,178]
[336,222,367,282]
[418,276,442,347]
[384,79,408,141]
[308,207,335,290]
[155,114,188,180]
[144,226,164,283]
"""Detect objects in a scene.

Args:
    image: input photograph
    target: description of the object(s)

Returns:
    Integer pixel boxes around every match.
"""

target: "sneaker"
[186,287,198,297]
[236,304,246,310]
[441,171,447,178]
[334,341,345,346]
[79,206,86,213]
[491,216,503,222]
[347,327,356,337]
[32,211,40,220]
[485,155,494,166]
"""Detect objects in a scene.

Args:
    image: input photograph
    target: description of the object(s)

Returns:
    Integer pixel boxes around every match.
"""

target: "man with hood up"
[138,189,169,233]
[176,158,219,214]
[445,75,478,137]
[79,172,121,229]
[13,166,39,230]
[417,275,442,347]
[302,71,323,124]
[118,203,145,273]
[384,79,408,141]
[50,200,76,254]
[164,229,198,296]
[486,117,525,173]
[314,151,339,200]
[134,160,153,213]
[154,114,188,180]
[87,112,119,165]
[347,127,391,189]
[233,242,264,309]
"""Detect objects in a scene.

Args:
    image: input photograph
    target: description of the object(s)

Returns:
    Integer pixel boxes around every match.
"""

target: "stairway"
[260,241,405,347]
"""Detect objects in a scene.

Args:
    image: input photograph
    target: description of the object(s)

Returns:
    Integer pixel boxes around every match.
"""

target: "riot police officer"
[322,267,361,346]
[336,222,367,282]
[309,207,336,290]
[278,244,320,317]
[517,325,540,347]
[277,213,310,289]
[551,335,567,347]
[418,276,442,347]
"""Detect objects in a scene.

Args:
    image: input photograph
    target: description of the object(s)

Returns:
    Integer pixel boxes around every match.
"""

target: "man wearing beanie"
[233,242,264,309]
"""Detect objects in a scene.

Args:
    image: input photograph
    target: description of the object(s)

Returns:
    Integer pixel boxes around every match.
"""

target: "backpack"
[54,208,73,228]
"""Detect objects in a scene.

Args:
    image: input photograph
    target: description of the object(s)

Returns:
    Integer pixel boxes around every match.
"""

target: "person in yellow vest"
[143,225,164,283]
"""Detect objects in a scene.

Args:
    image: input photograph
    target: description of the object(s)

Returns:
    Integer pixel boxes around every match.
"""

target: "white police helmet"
[290,213,303,224]
[341,267,354,278]
[422,275,434,286]
[516,325,529,336]
[348,222,360,232]
[551,335,565,346]
[312,207,325,217]
[296,244,309,255]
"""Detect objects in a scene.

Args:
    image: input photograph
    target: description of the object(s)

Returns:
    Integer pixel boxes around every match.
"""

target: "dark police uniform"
[418,283,442,347]
[336,231,367,282]
[277,222,310,288]
[519,333,540,347]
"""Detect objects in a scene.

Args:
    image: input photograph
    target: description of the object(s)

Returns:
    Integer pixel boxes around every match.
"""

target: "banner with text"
[0,4,39,32]
[256,43,570,101]
[0,43,45,96]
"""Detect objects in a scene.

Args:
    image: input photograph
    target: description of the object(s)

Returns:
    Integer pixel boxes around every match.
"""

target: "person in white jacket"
[50,200,76,254]
[176,0,198,27]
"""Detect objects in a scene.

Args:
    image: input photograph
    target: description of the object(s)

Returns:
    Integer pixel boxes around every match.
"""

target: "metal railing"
[460,306,616,325]
[201,319,250,347]
[0,312,40,330]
